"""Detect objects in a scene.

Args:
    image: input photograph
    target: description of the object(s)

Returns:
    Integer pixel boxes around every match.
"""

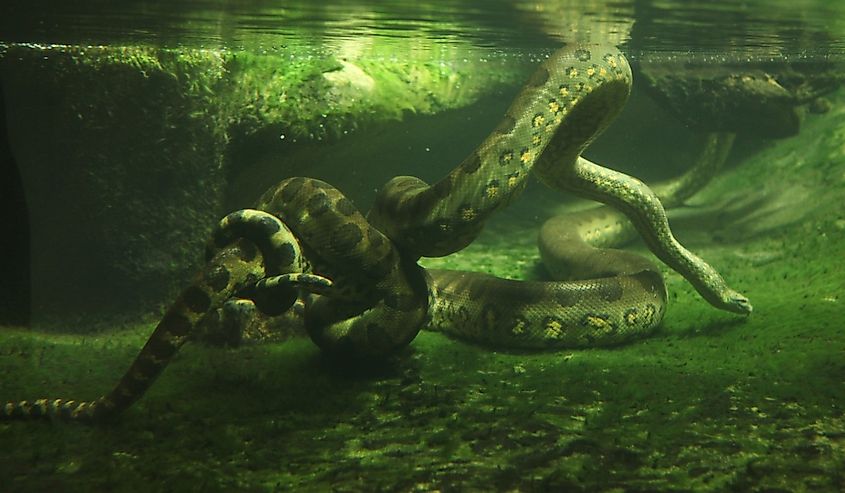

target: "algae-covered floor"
[2,100,845,492]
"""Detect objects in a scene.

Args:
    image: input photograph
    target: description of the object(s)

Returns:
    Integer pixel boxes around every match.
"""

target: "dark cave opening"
[0,80,30,326]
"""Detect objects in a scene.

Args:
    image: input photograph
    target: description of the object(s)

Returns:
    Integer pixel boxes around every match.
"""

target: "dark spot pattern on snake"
[433,177,453,198]
[306,193,331,216]
[160,311,192,337]
[493,115,517,135]
[182,286,212,313]
[335,197,356,216]
[596,280,624,302]
[206,265,231,292]
[330,222,364,252]
[526,66,550,87]
[236,241,258,262]
[462,153,482,175]
[280,176,306,202]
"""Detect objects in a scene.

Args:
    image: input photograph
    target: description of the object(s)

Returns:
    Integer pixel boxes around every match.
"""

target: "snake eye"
[727,291,753,314]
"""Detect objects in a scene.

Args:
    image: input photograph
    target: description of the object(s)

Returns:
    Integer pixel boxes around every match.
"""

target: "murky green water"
[1,1,843,492]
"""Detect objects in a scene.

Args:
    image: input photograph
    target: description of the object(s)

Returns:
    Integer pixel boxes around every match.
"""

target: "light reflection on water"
[0,0,844,61]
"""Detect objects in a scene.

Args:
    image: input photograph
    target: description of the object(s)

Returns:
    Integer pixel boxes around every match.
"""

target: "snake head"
[723,290,753,315]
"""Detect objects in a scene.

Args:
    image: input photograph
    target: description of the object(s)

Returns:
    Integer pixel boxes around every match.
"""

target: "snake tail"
[1,211,305,421]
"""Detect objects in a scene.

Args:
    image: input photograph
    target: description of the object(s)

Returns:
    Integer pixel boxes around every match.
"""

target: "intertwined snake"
[1,46,751,422]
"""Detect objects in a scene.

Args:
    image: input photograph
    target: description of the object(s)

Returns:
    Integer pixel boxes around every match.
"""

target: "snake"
[1,45,751,422]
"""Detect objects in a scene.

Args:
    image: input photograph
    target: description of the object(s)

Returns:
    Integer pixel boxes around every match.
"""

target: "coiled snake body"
[2,46,751,422]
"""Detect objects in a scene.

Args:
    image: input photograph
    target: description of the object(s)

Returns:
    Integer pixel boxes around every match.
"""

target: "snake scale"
[2,45,751,422]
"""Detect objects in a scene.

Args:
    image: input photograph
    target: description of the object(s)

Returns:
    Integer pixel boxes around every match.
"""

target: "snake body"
[2,46,750,422]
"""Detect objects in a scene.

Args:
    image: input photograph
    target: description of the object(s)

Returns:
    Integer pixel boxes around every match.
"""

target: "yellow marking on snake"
[520,150,534,164]
[544,319,564,339]
[584,315,613,332]
[485,183,499,199]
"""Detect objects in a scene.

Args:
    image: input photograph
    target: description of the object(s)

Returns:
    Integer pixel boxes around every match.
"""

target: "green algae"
[1,77,845,493]
[0,43,527,328]
[0,43,525,143]
[0,44,235,327]
[226,50,525,142]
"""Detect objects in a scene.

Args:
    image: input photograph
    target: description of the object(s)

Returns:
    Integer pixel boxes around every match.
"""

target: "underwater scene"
[1,0,844,491]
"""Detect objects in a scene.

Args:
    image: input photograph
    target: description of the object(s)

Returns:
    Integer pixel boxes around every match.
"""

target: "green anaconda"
[2,46,751,422]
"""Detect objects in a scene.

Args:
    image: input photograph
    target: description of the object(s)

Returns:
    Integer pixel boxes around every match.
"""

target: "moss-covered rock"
[639,59,844,138]
[0,43,525,329]
[1,44,231,328]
